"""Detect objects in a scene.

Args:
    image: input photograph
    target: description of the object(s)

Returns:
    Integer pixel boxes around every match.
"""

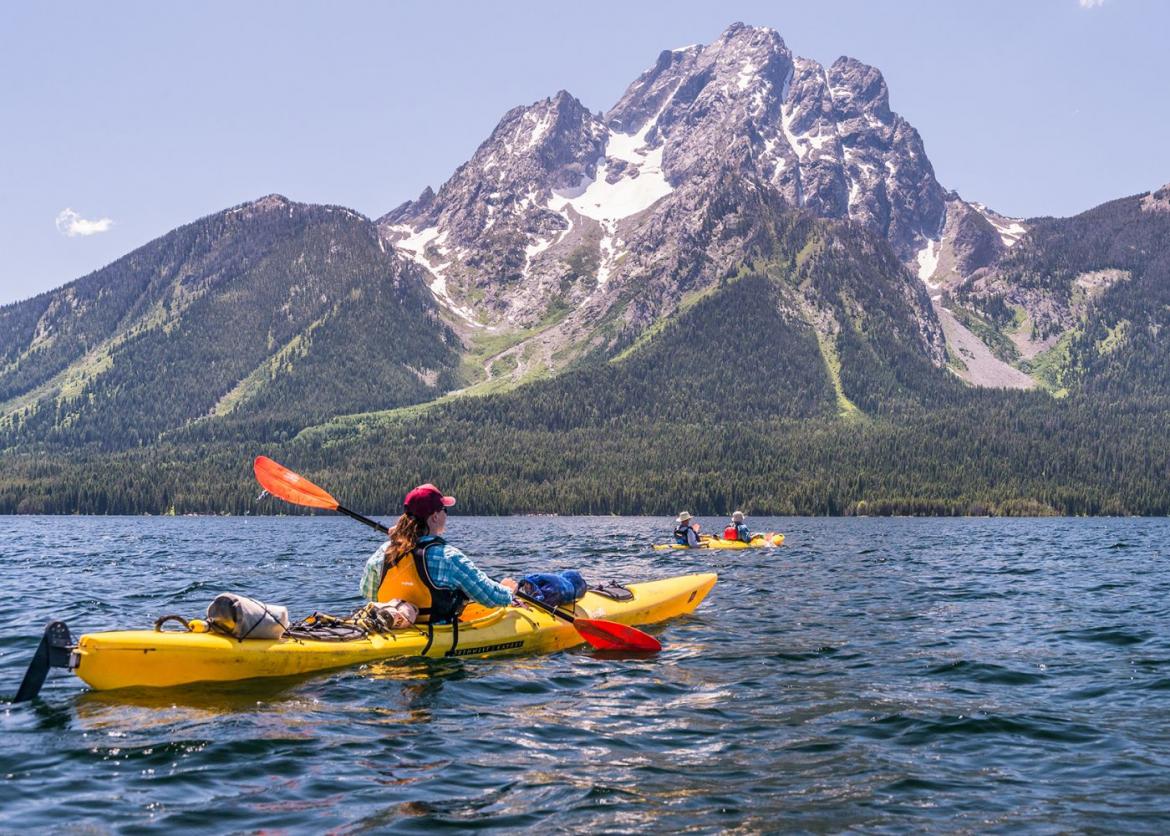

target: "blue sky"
[1,0,1166,306]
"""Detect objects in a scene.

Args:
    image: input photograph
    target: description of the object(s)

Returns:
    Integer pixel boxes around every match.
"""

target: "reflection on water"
[75,675,315,718]
[3,515,1170,831]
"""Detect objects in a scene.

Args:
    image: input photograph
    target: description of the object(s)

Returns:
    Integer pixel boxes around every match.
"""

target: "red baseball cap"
[404,483,456,518]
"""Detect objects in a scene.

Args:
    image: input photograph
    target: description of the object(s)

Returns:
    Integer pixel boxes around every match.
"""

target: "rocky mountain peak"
[221,194,302,226]
[599,25,948,261]
[1141,182,1170,214]
[380,89,606,233]
[373,22,1013,380]
[224,194,372,230]
[715,21,788,56]
[828,57,892,116]
[231,194,293,219]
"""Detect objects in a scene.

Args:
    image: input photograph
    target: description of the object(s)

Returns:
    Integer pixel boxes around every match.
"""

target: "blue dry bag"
[518,571,588,608]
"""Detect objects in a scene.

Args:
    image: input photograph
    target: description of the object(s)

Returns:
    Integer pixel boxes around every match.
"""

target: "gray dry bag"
[206,593,289,640]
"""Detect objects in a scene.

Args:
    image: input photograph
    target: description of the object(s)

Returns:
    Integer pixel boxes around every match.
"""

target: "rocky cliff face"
[1142,182,1170,214]
[380,91,609,329]
[605,29,950,262]
[379,23,972,381]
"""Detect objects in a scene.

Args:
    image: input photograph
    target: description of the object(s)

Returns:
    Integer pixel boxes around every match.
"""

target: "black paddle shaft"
[337,505,390,536]
[514,590,577,624]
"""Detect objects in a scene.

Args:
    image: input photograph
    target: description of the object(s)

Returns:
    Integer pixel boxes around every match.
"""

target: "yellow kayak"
[68,573,717,691]
[654,533,784,550]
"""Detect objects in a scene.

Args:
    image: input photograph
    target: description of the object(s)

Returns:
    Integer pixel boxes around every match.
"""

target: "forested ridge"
[2,193,1168,517]
[958,191,1170,395]
[3,269,1169,517]
[3,390,1166,516]
[0,197,462,449]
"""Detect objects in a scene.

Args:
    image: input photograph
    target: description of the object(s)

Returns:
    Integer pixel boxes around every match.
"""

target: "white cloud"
[55,208,114,237]
[1079,0,1106,8]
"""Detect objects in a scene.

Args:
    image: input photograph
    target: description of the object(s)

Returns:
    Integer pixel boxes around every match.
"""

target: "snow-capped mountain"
[376,23,1025,384]
[5,19,1170,502]
[606,27,950,261]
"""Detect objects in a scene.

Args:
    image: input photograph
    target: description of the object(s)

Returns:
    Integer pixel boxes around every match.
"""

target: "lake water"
[3,515,1170,832]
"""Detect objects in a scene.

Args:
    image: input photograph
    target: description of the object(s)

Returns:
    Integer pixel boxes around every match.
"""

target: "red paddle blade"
[253,456,340,511]
[574,618,662,652]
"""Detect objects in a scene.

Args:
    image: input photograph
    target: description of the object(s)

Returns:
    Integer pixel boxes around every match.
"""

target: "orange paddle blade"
[253,456,340,510]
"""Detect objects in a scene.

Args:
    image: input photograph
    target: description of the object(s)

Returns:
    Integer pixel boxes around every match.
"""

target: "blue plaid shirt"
[360,536,513,607]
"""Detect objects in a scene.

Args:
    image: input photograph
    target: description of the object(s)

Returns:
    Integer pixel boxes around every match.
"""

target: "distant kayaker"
[724,510,752,542]
[359,483,518,622]
[673,511,703,548]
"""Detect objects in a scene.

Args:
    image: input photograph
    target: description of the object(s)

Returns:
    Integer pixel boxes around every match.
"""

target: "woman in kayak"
[673,511,703,548]
[725,510,752,542]
[359,483,518,622]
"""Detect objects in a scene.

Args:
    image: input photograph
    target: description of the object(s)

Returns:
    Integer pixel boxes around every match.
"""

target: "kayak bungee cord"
[150,607,405,643]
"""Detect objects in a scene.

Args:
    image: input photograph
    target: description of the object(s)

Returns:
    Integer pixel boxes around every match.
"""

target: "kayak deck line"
[14,573,717,697]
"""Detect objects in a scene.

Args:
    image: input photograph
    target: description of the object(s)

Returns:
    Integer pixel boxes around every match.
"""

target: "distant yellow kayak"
[654,533,784,550]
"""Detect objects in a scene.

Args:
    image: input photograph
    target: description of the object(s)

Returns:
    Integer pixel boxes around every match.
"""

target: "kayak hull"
[71,573,717,691]
[654,534,784,550]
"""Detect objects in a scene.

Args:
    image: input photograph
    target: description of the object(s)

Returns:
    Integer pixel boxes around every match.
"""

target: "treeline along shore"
[2,384,1167,516]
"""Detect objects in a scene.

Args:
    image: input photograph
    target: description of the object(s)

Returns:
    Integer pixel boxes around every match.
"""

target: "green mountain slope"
[954,186,1170,395]
[0,196,462,448]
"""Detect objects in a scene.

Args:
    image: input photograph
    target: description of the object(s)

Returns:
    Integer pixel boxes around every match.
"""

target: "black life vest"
[673,525,692,545]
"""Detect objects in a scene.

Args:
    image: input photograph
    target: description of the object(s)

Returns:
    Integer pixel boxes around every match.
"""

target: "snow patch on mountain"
[522,235,554,282]
[387,224,482,326]
[550,121,673,223]
[596,220,618,286]
[527,111,554,148]
[390,224,439,263]
[972,203,1028,247]
[780,103,807,161]
[916,239,940,284]
[545,102,675,288]
[738,60,758,91]
[996,221,1027,246]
